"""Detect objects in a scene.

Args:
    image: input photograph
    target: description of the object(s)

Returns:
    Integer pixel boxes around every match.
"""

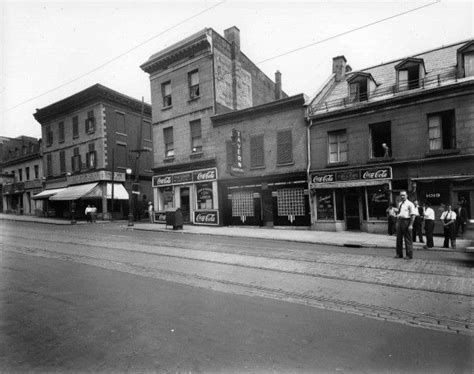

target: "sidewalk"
[1,213,471,251]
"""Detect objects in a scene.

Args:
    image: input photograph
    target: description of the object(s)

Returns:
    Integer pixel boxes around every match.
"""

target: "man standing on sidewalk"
[395,191,416,259]
[423,201,435,249]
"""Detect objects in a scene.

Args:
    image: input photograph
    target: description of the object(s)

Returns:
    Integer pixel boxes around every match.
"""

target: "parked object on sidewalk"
[441,204,457,249]
[166,208,183,230]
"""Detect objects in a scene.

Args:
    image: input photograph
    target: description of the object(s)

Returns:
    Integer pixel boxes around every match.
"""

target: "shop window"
[163,127,174,158]
[46,154,53,177]
[316,191,334,220]
[196,182,213,210]
[277,188,305,216]
[85,110,95,134]
[72,116,79,138]
[328,130,347,163]
[231,191,254,217]
[158,186,174,210]
[162,81,172,107]
[370,122,391,158]
[59,150,66,174]
[25,167,30,181]
[71,147,81,173]
[367,185,390,220]
[116,112,126,134]
[188,70,200,100]
[250,134,264,168]
[190,120,202,153]
[428,110,456,151]
[58,121,65,143]
[277,130,293,165]
[86,143,97,169]
[34,165,39,179]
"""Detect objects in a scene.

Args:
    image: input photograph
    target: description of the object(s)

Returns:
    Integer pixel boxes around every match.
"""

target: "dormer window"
[395,58,425,91]
[457,41,474,78]
[347,72,376,103]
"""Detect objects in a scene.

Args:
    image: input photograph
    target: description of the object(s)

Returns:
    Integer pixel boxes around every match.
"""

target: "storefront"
[220,173,310,227]
[152,167,219,225]
[309,167,392,233]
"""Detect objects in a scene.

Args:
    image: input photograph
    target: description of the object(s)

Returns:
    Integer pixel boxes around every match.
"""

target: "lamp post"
[126,168,133,227]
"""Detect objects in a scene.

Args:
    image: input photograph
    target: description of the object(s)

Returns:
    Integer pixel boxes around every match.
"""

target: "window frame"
[328,130,348,164]
[72,116,79,138]
[190,119,202,153]
[58,121,65,143]
[369,121,392,159]
[162,81,172,108]
[188,70,200,100]
[85,110,96,134]
[163,126,174,158]
[427,110,456,152]
[276,129,294,165]
[59,150,66,174]
[250,134,265,168]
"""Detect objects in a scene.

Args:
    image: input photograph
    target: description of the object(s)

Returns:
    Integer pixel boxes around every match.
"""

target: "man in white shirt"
[423,202,435,249]
[440,203,457,249]
[395,191,416,259]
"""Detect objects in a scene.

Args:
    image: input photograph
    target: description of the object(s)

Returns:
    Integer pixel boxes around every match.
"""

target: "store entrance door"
[261,189,273,226]
[345,191,360,230]
[180,187,190,223]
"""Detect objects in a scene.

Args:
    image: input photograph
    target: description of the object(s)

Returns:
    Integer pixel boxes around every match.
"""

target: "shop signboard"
[194,210,219,225]
[153,168,218,187]
[310,167,392,188]
[67,171,125,185]
[230,129,244,175]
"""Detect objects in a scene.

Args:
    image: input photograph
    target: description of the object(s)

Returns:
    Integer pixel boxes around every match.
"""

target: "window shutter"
[163,127,173,144]
[250,135,264,167]
[277,130,293,164]
[190,120,201,138]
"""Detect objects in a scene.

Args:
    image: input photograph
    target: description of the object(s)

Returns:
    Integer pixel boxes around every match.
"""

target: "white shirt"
[424,207,435,220]
[440,210,456,221]
[397,199,416,219]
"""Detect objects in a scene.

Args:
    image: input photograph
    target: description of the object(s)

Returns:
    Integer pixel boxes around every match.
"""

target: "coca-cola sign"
[311,173,335,184]
[193,168,216,181]
[153,175,172,186]
[194,210,219,225]
[361,167,391,180]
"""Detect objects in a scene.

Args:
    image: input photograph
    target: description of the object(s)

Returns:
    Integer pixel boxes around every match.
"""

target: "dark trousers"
[424,220,434,248]
[396,218,413,258]
[388,216,396,235]
[412,216,424,242]
[443,224,456,248]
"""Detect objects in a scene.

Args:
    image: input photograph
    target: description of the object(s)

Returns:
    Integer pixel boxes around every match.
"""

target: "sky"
[1,0,472,139]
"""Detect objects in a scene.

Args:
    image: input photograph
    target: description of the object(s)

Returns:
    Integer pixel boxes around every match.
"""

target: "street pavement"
[1,212,471,251]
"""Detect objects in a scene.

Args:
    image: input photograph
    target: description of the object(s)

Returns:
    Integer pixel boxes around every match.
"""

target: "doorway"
[345,192,360,230]
[261,189,273,226]
[180,187,190,223]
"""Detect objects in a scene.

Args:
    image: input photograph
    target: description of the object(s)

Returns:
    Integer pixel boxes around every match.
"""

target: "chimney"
[275,70,282,100]
[224,26,240,55]
[332,55,347,82]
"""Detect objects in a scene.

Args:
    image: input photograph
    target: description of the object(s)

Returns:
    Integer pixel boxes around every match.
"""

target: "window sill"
[115,132,127,136]
[250,165,266,170]
[366,157,394,164]
[189,152,203,159]
[161,105,173,111]
[425,149,460,158]
[188,97,200,103]
[326,161,349,167]
[163,157,175,163]
[277,162,295,167]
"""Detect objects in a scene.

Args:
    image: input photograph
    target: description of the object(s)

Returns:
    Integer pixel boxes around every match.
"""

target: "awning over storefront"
[105,183,129,200]
[32,188,66,199]
[49,183,98,201]
[411,175,474,182]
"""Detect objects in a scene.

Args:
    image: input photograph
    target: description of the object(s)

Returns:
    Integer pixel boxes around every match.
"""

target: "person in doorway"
[422,202,435,249]
[386,202,397,236]
[395,190,416,259]
[440,204,457,249]
[148,202,155,224]
[412,200,424,243]
[85,205,92,223]
[91,205,97,223]
[455,201,468,236]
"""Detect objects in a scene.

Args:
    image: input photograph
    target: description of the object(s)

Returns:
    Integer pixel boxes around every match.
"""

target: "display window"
[196,182,214,210]
[367,185,389,220]
[231,191,254,217]
[277,188,305,217]
[158,186,174,210]
[316,191,334,220]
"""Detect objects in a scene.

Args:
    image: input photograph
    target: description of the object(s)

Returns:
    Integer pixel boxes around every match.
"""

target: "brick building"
[141,26,287,225]
[212,94,310,227]
[307,40,474,233]
[33,84,153,220]
[1,136,43,215]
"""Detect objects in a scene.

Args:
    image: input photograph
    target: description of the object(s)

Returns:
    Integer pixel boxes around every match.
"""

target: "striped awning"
[32,188,66,199]
[49,183,98,201]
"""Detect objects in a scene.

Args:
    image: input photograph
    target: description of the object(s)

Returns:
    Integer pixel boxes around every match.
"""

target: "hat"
[148,201,152,205]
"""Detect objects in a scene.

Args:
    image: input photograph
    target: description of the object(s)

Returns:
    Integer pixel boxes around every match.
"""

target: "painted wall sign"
[67,171,125,185]
[194,210,219,225]
[230,129,244,175]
